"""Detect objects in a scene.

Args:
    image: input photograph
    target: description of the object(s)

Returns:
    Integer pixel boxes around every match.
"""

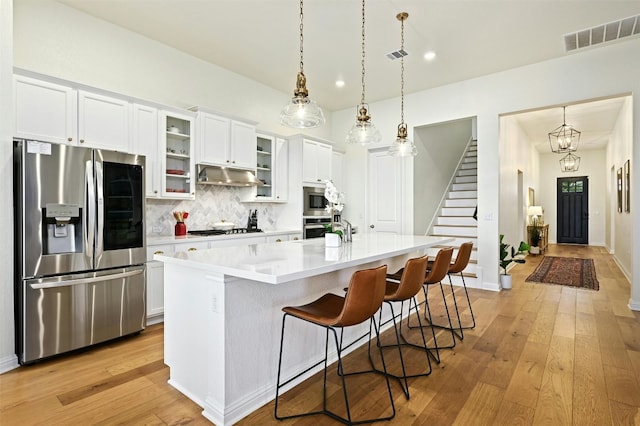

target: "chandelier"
[388,12,417,157]
[559,152,581,172]
[279,0,325,129]
[548,106,580,153]
[346,0,381,145]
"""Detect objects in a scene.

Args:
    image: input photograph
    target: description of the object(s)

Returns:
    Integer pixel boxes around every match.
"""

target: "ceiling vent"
[386,49,408,60]
[564,14,640,52]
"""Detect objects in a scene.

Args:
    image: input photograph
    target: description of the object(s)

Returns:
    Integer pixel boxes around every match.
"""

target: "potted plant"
[530,223,541,254]
[499,234,530,289]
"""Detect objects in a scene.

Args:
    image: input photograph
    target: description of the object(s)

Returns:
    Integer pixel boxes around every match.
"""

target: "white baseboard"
[0,354,19,374]
[145,313,164,326]
[629,298,640,311]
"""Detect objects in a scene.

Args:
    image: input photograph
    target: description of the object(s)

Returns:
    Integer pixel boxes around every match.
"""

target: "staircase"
[427,139,478,286]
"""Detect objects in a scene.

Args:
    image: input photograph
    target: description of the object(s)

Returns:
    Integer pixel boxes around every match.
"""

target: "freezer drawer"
[19,265,146,364]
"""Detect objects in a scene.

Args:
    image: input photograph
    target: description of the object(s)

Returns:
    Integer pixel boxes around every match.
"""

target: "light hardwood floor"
[1,244,639,425]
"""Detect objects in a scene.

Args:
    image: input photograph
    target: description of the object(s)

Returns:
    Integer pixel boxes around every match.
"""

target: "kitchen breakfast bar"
[155,234,452,425]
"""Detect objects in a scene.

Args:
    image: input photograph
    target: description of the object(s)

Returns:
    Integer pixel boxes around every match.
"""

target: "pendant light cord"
[400,14,405,125]
[299,0,304,74]
[360,0,366,105]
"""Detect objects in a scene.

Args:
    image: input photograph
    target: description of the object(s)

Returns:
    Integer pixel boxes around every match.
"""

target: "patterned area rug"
[525,256,599,290]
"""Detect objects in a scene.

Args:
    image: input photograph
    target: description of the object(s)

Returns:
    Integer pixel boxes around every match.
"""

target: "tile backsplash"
[146,186,285,236]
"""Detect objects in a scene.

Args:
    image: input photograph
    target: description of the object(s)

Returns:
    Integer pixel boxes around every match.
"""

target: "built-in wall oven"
[303,216,332,239]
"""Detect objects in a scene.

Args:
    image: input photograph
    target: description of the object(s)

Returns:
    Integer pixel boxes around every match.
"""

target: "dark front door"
[557,176,589,244]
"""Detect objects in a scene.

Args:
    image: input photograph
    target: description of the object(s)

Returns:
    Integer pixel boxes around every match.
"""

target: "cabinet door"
[132,104,160,197]
[274,137,289,201]
[316,142,332,182]
[230,120,257,169]
[160,111,195,199]
[146,260,165,323]
[302,139,318,183]
[197,113,229,166]
[332,151,344,191]
[78,90,130,151]
[14,75,77,144]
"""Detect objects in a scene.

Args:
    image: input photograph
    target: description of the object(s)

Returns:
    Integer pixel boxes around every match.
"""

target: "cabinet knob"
[232,160,236,164]
[226,160,230,163]
[154,190,158,194]
[154,250,164,255]
[80,139,85,143]
[188,247,197,252]
[370,225,375,229]
[293,237,299,240]
[276,196,279,199]
[67,137,73,142]
[276,239,282,243]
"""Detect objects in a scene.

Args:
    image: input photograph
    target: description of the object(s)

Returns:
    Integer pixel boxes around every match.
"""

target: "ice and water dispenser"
[43,203,83,254]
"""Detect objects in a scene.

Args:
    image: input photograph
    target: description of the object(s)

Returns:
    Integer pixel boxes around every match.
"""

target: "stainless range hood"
[196,164,263,187]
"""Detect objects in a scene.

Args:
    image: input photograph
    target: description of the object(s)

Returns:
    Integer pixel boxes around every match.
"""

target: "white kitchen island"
[155,234,452,425]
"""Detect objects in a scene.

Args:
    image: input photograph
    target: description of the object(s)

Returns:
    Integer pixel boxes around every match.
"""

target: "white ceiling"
[57,0,638,149]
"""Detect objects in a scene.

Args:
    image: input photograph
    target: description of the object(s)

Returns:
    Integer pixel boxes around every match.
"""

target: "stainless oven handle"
[29,269,143,290]
[304,224,327,230]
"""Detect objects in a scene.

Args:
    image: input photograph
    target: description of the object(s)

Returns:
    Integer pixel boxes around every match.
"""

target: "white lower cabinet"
[146,260,165,325]
[146,233,300,322]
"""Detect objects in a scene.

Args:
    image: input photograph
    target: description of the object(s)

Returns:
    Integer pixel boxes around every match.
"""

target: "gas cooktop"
[188,228,263,236]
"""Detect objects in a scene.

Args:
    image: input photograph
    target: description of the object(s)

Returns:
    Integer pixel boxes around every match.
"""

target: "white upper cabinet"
[77,90,130,151]
[192,108,257,170]
[14,75,77,144]
[160,111,196,199]
[273,137,289,202]
[251,133,288,202]
[230,120,257,170]
[14,74,130,151]
[131,103,161,197]
[302,139,332,184]
[332,151,344,191]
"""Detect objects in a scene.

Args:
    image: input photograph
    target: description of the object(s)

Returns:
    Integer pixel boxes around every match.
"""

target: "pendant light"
[346,0,381,145]
[559,152,581,172]
[280,0,325,129]
[388,12,417,157]
[548,106,580,153]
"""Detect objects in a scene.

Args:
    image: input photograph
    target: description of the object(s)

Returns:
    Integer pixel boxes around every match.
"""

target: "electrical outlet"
[152,226,162,233]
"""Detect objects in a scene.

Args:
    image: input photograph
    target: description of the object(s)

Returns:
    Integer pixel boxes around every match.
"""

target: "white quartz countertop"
[155,234,453,284]
[147,228,301,246]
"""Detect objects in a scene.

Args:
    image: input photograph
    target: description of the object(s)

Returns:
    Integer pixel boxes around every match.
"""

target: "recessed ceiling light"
[335,80,345,88]
[424,51,436,61]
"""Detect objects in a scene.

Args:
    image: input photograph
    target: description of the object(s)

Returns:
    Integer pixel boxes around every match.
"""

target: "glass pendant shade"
[388,123,417,157]
[559,152,580,172]
[346,104,381,145]
[280,81,325,129]
[549,106,580,153]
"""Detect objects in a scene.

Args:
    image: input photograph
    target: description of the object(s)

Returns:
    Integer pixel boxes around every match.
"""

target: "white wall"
[330,38,640,299]
[413,118,472,234]
[499,116,539,248]
[0,0,16,373]
[538,149,607,245]
[607,97,634,280]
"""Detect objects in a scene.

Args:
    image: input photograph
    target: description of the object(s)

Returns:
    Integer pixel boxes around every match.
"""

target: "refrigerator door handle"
[85,159,95,260]
[28,268,144,290]
[95,160,104,260]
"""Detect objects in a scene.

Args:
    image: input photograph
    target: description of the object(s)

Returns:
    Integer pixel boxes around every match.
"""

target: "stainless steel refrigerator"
[14,139,147,364]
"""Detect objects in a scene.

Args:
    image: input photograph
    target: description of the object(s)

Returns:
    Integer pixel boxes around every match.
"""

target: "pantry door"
[367,149,404,234]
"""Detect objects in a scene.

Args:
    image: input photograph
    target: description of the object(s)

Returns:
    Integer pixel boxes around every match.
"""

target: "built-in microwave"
[303,186,328,216]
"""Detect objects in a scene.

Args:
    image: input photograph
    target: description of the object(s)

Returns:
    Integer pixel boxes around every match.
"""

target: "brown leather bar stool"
[370,254,434,399]
[274,265,395,425]
[442,242,475,340]
[404,247,455,364]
